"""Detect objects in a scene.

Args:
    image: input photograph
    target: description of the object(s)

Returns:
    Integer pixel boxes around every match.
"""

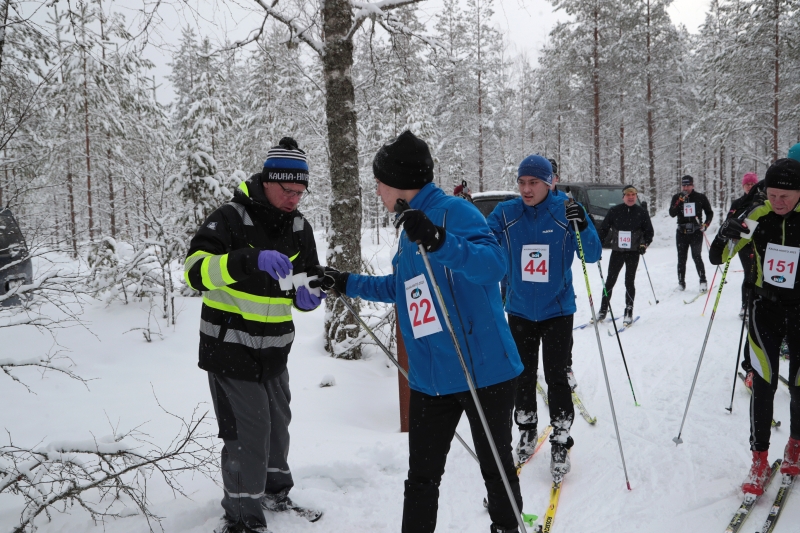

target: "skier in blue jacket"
[487,155,601,482]
[312,131,524,533]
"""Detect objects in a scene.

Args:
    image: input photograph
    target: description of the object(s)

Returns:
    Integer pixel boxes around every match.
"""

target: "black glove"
[565,201,588,231]
[394,209,446,252]
[718,218,747,241]
[638,243,648,255]
[307,265,350,295]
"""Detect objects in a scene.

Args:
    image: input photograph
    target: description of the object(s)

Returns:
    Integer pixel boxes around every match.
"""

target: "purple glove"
[257,250,292,280]
[296,286,326,310]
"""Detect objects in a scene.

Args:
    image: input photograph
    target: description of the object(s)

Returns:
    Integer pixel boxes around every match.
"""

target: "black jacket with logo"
[598,203,654,251]
[184,173,320,382]
[668,190,714,229]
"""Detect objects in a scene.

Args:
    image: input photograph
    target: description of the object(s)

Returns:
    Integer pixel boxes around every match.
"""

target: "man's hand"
[700,222,709,232]
[308,265,350,295]
[719,218,747,241]
[257,250,292,280]
[638,243,648,255]
[565,201,588,230]
[295,286,326,310]
[394,209,445,252]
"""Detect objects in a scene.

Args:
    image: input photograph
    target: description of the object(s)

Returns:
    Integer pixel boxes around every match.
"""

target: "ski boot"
[678,279,686,291]
[742,450,771,495]
[699,280,708,292]
[781,437,800,476]
[516,427,538,463]
[566,367,578,391]
[623,306,633,326]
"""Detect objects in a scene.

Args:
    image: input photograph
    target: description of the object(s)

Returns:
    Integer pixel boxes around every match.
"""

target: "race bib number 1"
[683,202,696,217]
[404,274,443,339]
[763,243,799,289]
[521,244,550,283]
[618,231,632,249]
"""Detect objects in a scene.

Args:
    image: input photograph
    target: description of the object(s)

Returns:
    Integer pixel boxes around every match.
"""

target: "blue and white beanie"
[263,137,309,187]
[517,154,553,185]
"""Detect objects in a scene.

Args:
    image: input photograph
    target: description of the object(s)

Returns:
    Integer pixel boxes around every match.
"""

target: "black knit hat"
[765,158,800,191]
[373,131,434,190]
[681,175,694,186]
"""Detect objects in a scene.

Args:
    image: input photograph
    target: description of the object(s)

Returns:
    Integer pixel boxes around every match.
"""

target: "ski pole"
[724,295,749,413]
[673,241,735,445]
[333,293,480,464]
[701,265,719,316]
[565,189,632,490]
[394,200,528,532]
[640,256,659,304]
[597,261,639,406]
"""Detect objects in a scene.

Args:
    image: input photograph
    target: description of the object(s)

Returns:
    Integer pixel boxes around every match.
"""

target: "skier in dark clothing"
[668,175,714,291]
[185,138,325,533]
[596,185,654,324]
[710,158,800,495]
[728,173,760,318]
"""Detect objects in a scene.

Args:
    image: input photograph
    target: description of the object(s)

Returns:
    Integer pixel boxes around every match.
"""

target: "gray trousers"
[208,370,293,529]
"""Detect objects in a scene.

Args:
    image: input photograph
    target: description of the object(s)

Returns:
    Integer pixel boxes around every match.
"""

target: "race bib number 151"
[521,244,550,283]
[763,243,799,289]
[404,274,443,339]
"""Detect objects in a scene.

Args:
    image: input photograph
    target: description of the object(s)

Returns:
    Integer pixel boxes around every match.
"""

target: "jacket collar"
[234,173,302,227]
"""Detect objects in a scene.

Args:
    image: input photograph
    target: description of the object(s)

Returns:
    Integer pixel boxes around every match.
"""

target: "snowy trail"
[1,220,797,533]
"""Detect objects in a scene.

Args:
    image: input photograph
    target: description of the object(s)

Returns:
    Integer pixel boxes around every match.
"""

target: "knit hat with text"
[373,131,434,190]
[263,137,309,187]
[764,158,800,191]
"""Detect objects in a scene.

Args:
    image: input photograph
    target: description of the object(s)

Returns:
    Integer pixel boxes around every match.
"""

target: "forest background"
[1,0,799,358]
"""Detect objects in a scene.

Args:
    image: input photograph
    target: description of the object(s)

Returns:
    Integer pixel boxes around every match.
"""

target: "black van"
[557,182,648,226]
[0,208,33,306]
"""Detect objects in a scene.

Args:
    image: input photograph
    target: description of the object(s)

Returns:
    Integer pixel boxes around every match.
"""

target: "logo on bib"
[411,288,422,299]
[771,275,786,284]
[530,251,542,258]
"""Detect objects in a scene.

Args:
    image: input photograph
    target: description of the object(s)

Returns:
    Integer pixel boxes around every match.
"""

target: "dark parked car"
[557,182,648,226]
[471,190,520,218]
[0,208,33,306]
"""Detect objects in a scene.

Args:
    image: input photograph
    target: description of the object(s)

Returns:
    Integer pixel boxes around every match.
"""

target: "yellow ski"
[538,480,563,533]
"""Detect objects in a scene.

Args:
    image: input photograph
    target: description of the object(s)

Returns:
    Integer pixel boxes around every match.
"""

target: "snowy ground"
[1,214,797,533]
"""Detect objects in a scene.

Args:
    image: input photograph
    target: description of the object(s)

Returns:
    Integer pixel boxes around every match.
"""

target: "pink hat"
[742,173,758,185]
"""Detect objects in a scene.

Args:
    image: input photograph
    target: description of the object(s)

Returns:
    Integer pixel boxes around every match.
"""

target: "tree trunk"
[0,0,9,77]
[83,50,94,241]
[67,168,78,258]
[619,93,625,183]
[592,3,600,182]
[321,0,362,360]
[772,0,779,163]
[645,0,656,215]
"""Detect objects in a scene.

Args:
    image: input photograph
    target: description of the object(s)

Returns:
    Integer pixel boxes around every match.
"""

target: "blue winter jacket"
[345,183,524,396]
[487,192,602,323]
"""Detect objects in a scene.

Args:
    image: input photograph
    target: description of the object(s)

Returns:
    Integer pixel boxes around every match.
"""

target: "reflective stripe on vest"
[200,319,294,349]
[203,286,292,323]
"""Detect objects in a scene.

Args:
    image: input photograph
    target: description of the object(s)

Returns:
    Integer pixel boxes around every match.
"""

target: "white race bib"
[763,243,799,289]
[404,274,443,339]
[618,231,632,249]
[683,203,696,217]
[521,244,550,283]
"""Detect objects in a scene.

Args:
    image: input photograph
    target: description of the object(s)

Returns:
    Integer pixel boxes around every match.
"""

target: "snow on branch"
[251,0,324,54]
[0,347,91,393]
[0,269,87,332]
[0,406,218,533]
[347,0,431,41]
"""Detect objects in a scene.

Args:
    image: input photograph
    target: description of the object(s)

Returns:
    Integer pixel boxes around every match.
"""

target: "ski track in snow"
[0,217,797,533]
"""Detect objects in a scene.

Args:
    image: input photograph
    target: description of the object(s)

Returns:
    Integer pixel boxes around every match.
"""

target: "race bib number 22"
[404,274,443,339]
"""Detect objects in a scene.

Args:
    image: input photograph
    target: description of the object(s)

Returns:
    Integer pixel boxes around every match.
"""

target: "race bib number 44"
[618,231,632,249]
[522,244,549,283]
[404,274,443,339]
[763,243,798,289]
[683,203,696,217]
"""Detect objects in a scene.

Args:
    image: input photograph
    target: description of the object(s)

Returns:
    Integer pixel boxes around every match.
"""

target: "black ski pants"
[507,314,575,439]
[402,378,522,533]
[676,230,706,283]
[600,251,640,312]
[747,297,800,451]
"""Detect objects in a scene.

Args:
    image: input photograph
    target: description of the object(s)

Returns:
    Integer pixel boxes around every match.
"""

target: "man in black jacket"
[668,175,713,291]
[727,173,759,318]
[184,138,325,533]
[597,185,654,325]
[710,158,800,495]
